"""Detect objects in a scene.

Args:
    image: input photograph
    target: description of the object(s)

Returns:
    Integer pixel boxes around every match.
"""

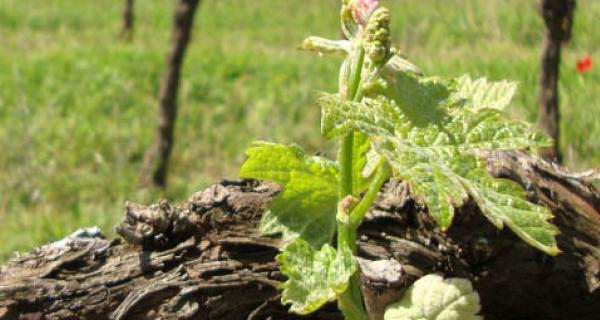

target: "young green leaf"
[456,157,560,254]
[366,71,454,127]
[452,75,517,111]
[240,142,338,248]
[321,92,550,151]
[277,238,357,315]
[384,274,482,320]
[318,70,559,255]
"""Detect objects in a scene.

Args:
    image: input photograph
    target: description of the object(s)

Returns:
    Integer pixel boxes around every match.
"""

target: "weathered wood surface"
[1,151,599,319]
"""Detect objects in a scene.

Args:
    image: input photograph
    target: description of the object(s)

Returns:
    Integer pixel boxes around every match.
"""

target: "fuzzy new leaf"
[278,238,357,315]
[384,274,482,320]
[240,142,338,248]
[318,71,559,255]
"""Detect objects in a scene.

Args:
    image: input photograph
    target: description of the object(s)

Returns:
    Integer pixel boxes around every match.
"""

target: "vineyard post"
[143,0,201,187]
[121,0,135,40]
[538,0,576,163]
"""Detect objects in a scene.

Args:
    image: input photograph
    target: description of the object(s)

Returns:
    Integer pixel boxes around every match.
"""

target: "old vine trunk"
[1,151,599,319]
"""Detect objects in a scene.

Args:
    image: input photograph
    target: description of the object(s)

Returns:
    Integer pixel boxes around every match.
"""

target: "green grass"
[0,0,598,260]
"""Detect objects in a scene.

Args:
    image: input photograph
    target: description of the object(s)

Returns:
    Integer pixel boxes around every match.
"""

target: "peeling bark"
[1,151,600,319]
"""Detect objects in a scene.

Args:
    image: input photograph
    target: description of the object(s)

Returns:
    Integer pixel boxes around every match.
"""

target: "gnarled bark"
[1,151,599,319]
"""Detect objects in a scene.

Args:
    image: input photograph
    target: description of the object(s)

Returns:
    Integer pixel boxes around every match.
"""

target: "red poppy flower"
[576,56,593,73]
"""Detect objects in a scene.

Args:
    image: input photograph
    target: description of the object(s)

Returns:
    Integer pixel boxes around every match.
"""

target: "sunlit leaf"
[240,142,338,248]
[452,75,517,111]
[318,69,558,255]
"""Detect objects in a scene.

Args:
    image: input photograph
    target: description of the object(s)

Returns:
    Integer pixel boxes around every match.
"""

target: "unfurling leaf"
[277,238,357,315]
[240,142,338,248]
[318,69,559,255]
[384,274,482,320]
[299,36,351,55]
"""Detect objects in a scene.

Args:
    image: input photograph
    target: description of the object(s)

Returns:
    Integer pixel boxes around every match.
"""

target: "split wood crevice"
[1,151,599,319]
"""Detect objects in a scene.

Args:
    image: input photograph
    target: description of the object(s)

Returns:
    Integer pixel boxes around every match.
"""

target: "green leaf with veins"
[365,71,454,127]
[384,274,482,320]
[452,75,517,111]
[277,238,357,315]
[456,156,559,252]
[318,71,559,255]
[240,142,338,248]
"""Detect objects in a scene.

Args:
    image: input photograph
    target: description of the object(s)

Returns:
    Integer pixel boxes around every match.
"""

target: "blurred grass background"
[0,0,598,260]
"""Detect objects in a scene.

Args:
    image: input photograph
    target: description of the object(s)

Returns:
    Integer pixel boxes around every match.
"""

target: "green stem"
[336,161,390,320]
[337,220,365,320]
[347,47,365,102]
[338,273,365,320]
[336,44,367,320]
[338,133,355,199]
[338,46,365,199]
[349,161,391,229]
